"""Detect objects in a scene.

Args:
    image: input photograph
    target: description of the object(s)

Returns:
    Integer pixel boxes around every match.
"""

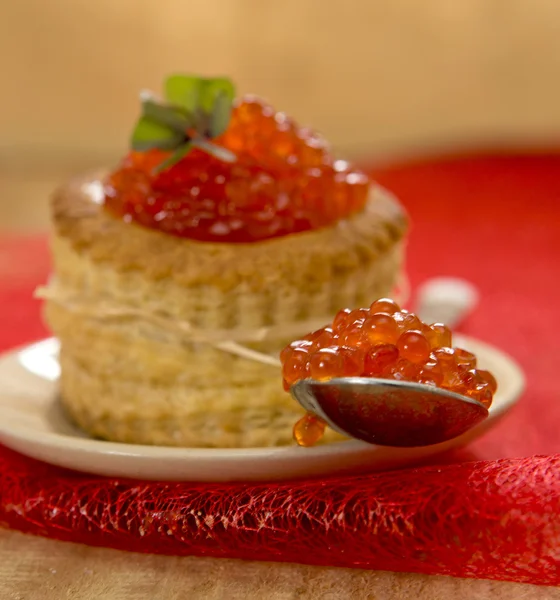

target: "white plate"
[0,336,524,482]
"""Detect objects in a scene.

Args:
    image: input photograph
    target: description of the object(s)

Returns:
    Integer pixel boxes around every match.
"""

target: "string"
[35,273,409,368]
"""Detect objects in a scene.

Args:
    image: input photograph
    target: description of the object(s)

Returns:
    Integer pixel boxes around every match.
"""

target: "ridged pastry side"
[58,350,345,448]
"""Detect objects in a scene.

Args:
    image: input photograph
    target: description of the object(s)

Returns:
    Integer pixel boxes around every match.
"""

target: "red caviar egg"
[393,311,423,333]
[332,309,352,334]
[454,348,477,371]
[279,339,313,364]
[293,413,327,447]
[306,327,336,351]
[309,347,344,381]
[363,312,399,345]
[461,369,493,407]
[363,344,399,376]
[417,358,444,387]
[369,298,400,315]
[338,346,366,377]
[427,323,452,348]
[332,308,366,334]
[390,358,420,381]
[282,347,310,386]
[478,369,498,394]
[397,330,431,364]
[468,385,493,408]
[432,347,456,368]
[339,322,368,348]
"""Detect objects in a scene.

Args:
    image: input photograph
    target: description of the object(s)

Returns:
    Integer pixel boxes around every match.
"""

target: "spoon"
[290,377,488,447]
[291,277,486,447]
[415,276,479,330]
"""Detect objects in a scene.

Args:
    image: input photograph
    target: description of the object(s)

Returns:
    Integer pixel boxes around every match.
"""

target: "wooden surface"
[1,529,558,600]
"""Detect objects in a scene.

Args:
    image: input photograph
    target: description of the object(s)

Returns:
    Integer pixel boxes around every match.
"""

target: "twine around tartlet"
[35,275,408,369]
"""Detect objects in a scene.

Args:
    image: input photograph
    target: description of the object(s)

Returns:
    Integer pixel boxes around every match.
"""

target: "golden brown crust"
[51,172,408,293]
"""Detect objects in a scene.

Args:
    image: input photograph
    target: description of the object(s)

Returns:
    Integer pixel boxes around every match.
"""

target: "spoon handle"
[415,277,479,329]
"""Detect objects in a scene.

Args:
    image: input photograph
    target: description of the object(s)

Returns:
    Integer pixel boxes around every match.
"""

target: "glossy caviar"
[284,298,498,446]
[104,96,370,243]
[292,413,327,447]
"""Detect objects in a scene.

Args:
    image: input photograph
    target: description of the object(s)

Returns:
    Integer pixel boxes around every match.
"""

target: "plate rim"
[0,335,525,463]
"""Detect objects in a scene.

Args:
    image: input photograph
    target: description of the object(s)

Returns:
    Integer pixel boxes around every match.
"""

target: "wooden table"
[2,529,558,600]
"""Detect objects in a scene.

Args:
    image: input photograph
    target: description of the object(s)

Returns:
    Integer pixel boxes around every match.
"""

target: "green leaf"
[199,77,235,115]
[208,91,232,137]
[153,142,193,173]
[164,75,204,114]
[130,75,237,171]
[141,95,193,132]
[130,116,185,152]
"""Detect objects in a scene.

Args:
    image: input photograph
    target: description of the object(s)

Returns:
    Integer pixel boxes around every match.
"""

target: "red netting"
[1,153,560,585]
[0,447,558,585]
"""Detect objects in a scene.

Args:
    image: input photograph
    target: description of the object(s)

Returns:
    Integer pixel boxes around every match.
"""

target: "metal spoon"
[291,277,486,447]
[290,377,488,447]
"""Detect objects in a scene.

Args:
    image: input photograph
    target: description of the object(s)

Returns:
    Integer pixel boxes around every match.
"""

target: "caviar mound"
[103,97,370,243]
[282,298,498,446]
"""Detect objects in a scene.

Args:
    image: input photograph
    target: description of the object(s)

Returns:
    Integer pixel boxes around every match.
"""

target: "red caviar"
[282,298,497,446]
[293,413,327,447]
[103,97,369,243]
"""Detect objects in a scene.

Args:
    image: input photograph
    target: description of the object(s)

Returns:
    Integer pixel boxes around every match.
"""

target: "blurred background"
[2,0,560,232]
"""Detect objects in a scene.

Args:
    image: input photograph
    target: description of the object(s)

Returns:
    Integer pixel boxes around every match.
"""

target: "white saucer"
[0,336,524,482]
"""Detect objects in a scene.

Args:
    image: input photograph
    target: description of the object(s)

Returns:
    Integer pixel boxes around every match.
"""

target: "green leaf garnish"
[131,116,185,152]
[140,92,193,132]
[208,91,233,138]
[130,74,237,172]
[198,78,235,115]
[164,76,204,115]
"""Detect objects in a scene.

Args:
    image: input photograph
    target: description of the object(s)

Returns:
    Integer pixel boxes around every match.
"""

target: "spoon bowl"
[291,378,489,447]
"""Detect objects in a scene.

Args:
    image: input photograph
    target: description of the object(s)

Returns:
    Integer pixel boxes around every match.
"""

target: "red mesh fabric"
[1,153,560,585]
[0,447,558,585]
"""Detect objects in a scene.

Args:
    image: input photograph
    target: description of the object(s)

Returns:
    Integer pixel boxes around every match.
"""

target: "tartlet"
[42,76,408,448]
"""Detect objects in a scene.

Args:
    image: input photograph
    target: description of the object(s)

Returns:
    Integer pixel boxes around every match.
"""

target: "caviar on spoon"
[280,298,497,448]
